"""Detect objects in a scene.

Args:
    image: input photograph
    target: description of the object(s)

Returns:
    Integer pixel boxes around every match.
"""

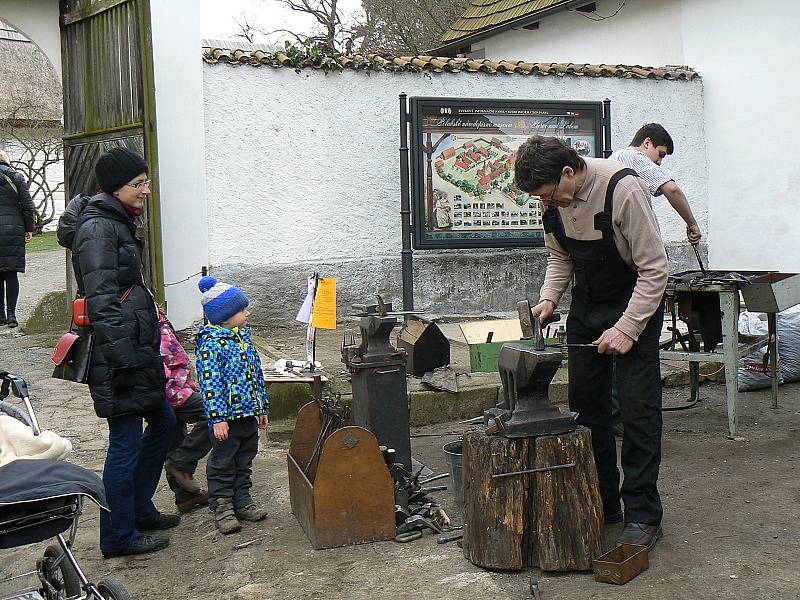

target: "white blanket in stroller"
[0,414,73,466]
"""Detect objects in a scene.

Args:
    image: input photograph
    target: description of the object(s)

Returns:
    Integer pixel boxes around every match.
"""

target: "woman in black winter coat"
[57,147,178,559]
[0,149,35,328]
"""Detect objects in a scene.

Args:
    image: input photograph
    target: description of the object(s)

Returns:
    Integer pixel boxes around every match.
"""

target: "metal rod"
[310,272,319,372]
[692,243,708,274]
[399,93,414,311]
[492,462,576,479]
[602,98,612,158]
[768,312,779,409]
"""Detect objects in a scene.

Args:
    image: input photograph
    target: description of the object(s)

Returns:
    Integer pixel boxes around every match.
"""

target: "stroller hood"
[0,458,106,507]
[0,459,107,549]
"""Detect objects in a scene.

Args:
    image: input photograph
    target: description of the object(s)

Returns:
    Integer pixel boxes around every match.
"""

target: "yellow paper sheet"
[311,277,337,329]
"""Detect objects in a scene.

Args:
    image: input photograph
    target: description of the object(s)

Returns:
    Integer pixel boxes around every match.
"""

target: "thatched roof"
[0,21,62,126]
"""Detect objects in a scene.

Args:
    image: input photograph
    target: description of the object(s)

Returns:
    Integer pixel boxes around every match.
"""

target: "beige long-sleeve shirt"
[539,157,668,340]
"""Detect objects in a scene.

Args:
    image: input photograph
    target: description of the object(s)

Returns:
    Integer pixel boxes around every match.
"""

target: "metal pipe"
[602,98,612,157]
[492,462,575,479]
[399,93,414,311]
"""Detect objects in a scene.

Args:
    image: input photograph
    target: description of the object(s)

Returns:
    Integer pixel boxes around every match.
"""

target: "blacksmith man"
[515,135,668,550]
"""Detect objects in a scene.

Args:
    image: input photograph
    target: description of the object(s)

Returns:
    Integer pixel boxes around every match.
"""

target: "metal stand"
[399,93,414,311]
[342,299,414,472]
[660,286,779,439]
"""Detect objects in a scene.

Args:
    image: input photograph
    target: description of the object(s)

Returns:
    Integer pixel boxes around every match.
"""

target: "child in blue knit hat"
[195,275,270,534]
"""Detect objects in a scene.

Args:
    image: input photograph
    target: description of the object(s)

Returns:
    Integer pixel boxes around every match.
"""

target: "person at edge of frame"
[514,135,669,552]
[609,123,701,244]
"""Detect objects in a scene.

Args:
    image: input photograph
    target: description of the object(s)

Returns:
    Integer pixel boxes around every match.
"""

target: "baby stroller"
[0,372,130,600]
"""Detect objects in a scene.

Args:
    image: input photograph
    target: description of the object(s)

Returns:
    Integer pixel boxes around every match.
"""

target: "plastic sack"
[737,312,783,391]
[778,305,800,382]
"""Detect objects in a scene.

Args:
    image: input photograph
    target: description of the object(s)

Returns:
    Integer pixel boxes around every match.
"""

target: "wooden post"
[463,427,604,571]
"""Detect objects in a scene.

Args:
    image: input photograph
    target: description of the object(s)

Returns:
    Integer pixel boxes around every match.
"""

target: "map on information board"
[409,98,603,249]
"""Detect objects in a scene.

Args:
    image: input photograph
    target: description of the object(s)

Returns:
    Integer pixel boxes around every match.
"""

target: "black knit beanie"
[95,147,149,194]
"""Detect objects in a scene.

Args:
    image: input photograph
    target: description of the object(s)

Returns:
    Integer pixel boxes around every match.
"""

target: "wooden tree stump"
[462,426,603,571]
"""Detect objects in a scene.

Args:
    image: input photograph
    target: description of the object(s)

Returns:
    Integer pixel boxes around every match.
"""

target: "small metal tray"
[593,543,649,585]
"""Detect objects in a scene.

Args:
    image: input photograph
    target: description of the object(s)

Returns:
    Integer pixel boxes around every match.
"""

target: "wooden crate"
[287,402,396,550]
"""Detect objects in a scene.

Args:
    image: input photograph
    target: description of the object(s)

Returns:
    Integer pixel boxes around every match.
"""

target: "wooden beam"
[61,0,134,27]
[62,122,143,143]
[139,0,165,304]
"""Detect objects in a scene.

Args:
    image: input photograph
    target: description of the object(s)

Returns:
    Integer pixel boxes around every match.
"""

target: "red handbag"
[52,327,93,384]
[72,287,133,327]
[73,297,90,327]
[52,332,80,365]
[53,287,133,384]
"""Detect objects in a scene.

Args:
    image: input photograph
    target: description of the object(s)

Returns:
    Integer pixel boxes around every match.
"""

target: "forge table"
[659,272,800,438]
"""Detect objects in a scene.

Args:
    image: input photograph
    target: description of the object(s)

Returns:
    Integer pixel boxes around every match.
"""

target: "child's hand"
[258,415,269,430]
[213,421,229,441]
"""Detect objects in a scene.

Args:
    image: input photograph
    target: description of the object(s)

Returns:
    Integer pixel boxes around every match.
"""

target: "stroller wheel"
[96,577,131,600]
[39,545,81,598]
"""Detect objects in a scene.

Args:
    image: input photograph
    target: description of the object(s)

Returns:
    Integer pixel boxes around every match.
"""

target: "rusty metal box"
[592,544,649,585]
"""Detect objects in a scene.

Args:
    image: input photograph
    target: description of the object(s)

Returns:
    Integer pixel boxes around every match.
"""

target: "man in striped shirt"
[610,123,702,244]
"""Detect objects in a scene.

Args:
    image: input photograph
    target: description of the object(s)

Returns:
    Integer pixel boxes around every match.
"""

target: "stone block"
[266,382,313,421]
[24,290,69,334]
[409,384,499,427]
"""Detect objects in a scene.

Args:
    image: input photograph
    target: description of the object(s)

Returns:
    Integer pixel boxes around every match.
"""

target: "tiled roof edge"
[202,47,700,81]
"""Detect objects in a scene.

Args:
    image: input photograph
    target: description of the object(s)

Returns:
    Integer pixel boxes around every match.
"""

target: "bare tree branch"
[0,117,64,234]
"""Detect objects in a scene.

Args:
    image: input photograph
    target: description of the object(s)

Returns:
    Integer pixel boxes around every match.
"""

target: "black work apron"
[543,168,664,525]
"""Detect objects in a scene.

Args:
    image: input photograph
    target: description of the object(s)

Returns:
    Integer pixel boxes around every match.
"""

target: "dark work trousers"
[207,416,259,510]
[166,392,212,498]
[0,271,20,317]
[567,287,665,525]
[100,399,176,553]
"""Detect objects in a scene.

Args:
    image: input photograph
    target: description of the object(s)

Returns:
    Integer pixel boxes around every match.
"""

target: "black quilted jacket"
[58,192,166,418]
[0,163,34,272]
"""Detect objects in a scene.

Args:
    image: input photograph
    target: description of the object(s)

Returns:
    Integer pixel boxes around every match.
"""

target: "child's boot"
[235,502,268,522]
[214,498,241,534]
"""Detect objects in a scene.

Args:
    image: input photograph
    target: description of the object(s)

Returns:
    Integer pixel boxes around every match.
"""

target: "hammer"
[517,300,561,350]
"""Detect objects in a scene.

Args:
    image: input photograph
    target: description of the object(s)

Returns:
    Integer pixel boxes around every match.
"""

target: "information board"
[409,97,603,249]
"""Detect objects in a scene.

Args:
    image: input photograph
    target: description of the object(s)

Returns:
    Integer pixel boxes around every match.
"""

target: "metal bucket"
[443,440,463,511]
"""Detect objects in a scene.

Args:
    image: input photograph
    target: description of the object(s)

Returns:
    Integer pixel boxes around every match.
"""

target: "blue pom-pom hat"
[198,276,250,325]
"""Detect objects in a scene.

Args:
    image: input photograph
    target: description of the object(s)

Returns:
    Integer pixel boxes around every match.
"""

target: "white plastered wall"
[680,1,800,271]
[476,0,800,271]
[149,0,208,329]
[479,0,683,69]
[203,65,705,268]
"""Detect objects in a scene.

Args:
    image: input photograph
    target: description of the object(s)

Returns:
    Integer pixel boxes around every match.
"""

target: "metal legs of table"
[768,312,779,409]
[719,291,779,438]
[719,291,740,438]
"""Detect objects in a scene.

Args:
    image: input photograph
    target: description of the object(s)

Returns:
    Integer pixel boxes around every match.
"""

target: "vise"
[485,307,577,438]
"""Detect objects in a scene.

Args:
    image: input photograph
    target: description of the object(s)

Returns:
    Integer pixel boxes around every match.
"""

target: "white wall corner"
[149,0,208,329]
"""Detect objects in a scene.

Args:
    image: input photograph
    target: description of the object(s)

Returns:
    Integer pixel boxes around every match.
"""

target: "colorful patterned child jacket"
[195,324,269,425]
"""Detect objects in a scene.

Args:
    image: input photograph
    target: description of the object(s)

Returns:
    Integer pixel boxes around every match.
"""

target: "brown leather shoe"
[615,522,663,551]
[165,462,203,494]
[175,489,209,513]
